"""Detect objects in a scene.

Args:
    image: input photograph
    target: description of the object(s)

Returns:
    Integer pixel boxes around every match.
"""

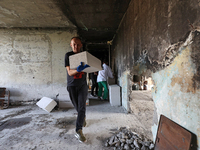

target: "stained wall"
[111,0,200,148]
[0,28,77,104]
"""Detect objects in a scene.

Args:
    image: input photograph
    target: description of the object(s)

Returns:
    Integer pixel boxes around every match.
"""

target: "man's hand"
[77,62,90,72]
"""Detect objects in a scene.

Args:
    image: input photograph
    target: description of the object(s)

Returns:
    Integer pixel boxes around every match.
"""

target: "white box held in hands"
[36,97,57,113]
[69,51,102,73]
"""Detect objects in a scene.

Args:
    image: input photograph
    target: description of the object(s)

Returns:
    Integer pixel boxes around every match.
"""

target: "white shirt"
[97,63,114,82]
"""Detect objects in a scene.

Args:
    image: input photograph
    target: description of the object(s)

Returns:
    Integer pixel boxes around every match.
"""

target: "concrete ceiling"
[0,0,131,44]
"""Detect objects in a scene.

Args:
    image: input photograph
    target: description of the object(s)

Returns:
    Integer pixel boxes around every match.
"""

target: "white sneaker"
[90,94,95,97]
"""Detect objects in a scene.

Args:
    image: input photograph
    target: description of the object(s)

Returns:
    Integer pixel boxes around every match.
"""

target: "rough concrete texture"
[0,28,77,104]
[0,98,154,150]
[111,0,200,148]
[152,32,200,148]
[0,0,131,43]
[130,91,154,140]
[112,0,200,75]
[0,0,76,28]
[118,70,131,112]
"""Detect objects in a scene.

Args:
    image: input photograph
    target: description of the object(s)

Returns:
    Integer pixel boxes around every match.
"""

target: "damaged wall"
[111,0,200,148]
[0,28,77,104]
[152,31,200,146]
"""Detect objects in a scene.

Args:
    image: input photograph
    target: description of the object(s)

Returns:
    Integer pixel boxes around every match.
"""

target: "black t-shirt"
[65,51,87,86]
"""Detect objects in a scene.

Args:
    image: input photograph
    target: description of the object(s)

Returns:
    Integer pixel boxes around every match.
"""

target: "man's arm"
[107,66,114,78]
[66,66,78,76]
[66,62,90,76]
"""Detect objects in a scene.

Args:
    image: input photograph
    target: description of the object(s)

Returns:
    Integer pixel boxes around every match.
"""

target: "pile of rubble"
[105,127,154,150]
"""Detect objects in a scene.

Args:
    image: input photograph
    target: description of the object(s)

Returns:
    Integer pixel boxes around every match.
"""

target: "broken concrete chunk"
[130,144,134,149]
[141,145,149,150]
[114,135,118,141]
[108,136,115,145]
[115,141,120,147]
[149,143,154,150]
[119,126,127,131]
[121,143,125,147]
[105,127,154,150]
[119,138,126,143]
[128,133,132,139]
[122,133,128,139]
[105,142,109,147]
[112,139,120,146]
[134,139,141,148]
[132,134,139,139]
[124,144,130,150]
[143,141,151,147]
[124,135,129,139]
[116,133,122,138]
[126,139,133,144]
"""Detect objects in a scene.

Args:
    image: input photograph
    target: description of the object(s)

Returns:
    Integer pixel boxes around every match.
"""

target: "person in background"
[97,59,114,100]
[65,37,89,143]
[90,71,98,97]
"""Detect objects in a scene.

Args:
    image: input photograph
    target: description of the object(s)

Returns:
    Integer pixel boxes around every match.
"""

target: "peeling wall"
[152,34,200,146]
[111,0,200,148]
[118,70,131,112]
[0,28,77,103]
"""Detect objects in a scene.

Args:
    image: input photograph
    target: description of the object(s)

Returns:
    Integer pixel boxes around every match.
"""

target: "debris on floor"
[105,127,154,150]
[0,98,154,150]
[36,97,57,113]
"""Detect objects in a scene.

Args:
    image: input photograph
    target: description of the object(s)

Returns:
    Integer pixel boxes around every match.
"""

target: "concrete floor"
[0,93,154,150]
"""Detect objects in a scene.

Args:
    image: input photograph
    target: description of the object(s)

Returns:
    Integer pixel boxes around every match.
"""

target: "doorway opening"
[85,43,109,92]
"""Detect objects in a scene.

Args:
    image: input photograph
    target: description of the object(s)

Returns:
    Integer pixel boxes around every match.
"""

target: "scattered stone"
[109,136,115,145]
[121,132,125,138]
[112,139,120,145]
[143,141,151,147]
[124,144,130,150]
[120,138,126,143]
[105,127,154,150]
[124,135,129,139]
[117,133,122,138]
[115,141,120,147]
[119,127,127,131]
[121,143,125,147]
[126,139,133,144]
[149,143,154,150]
[138,139,143,144]
[105,142,109,147]
[134,139,141,148]
[130,144,134,149]
[141,145,149,150]
[132,134,139,139]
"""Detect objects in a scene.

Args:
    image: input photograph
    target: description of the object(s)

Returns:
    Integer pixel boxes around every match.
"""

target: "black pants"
[67,84,88,132]
[91,74,98,95]
[91,78,98,95]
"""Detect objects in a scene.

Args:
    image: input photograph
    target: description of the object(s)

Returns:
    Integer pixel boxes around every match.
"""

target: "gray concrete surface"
[0,29,77,103]
[0,94,154,150]
[0,0,131,43]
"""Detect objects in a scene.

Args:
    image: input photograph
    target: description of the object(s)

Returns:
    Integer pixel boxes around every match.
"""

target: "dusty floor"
[0,92,154,150]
